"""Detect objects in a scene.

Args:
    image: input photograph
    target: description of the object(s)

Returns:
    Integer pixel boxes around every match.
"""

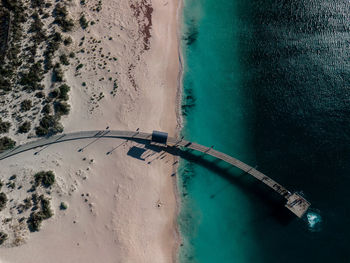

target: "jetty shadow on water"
[130,142,294,225]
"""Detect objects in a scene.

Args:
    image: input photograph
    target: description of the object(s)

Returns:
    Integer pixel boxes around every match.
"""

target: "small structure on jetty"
[151,130,168,146]
[0,129,311,218]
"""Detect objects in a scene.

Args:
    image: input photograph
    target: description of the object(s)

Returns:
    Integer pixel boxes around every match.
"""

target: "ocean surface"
[179,0,350,262]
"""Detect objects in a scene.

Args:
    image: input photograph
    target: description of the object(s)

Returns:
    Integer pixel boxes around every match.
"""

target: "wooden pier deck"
[0,130,310,218]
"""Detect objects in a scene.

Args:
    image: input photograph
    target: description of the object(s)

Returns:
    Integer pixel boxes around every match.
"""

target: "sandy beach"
[0,0,181,261]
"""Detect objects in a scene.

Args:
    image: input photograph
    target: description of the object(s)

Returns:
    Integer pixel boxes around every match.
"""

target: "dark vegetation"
[1,0,74,139]
[0,136,15,152]
[0,231,8,245]
[27,194,53,232]
[60,202,67,210]
[36,115,63,136]
[59,53,69,65]
[54,101,70,115]
[34,170,55,188]
[41,104,51,114]
[0,192,8,211]
[58,84,70,100]
[0,118,11,133]
[18,121,31,133]
[53,3,74,32]
[79,14,88,29]
[20,99,32,112]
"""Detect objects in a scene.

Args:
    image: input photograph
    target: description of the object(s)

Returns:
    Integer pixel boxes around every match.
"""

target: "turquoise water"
[178,0,259,261]
[180,0,350,262]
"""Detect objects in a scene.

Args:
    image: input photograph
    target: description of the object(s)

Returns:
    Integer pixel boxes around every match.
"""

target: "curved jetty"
[0,130,310,217]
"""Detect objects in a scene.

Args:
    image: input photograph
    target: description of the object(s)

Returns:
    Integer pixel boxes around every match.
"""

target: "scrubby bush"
[39,115,56,129]
[0,137,15,152]
[79,14,88,29]
[52,64,64,82]
[58,84,70,100]
[76,63,83,70]
[35,126,49,136]
[49,89,59,98]
[54,101,70,115]
[31,0,46,8]
[20,99,32,111]
[63,36,72,46]
[53,3,74,32]
[27,211,44,231]
[0,232,8,245]
[0,192,8,211]
[29,12,46,43]
[18,121,31,133]
[0,119,11,133]
[35,91,45,98]
[20,62,44,91]
[27,195,53,232]
[59,54,69,66]
[34,171,55,188]
[35,115,63,136]
[60,202,68,210]
[51,32,62,43]
[42,104,51,114]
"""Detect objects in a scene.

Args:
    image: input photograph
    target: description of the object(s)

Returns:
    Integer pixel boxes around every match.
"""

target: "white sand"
[0,0,181,261]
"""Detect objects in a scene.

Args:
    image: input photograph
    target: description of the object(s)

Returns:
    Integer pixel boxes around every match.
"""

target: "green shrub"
[27,195,53,232]
[59,54,70,66]
[0,192,8,211]
[39,115,56,129]
[31,0,46,8]
[20,99,32,111]
[34,171,55,188]
[53,4,74,32]
[0,137,16,152]
[36,115,63,136]
[19,62,44,91]
[79,14,88,29]
[42,104,51,114]
[60,202,68,210]
[54,101,70,115]
[0,232,8,245]
[27,211,44,231]
[51,32,62,43]
[35,91,45,98]
[58,84,70,100]
[76,63,83,70]
[0,119,11,133]
[52,65,63,82]
[40,196,53,218]
[49,89,59,98]
[18,121,31,133]
[23,197,33,210]
[35,126,48,136]
[63,37,72,46]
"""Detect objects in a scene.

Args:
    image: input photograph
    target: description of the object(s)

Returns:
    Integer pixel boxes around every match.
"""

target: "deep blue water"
[179,0,350,262]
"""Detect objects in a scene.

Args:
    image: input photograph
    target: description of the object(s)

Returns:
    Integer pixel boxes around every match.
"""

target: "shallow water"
[178,0,259,261]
